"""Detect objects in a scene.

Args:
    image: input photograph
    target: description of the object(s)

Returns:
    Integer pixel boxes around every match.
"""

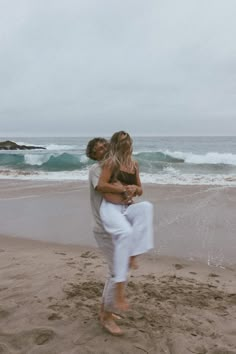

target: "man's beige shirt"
[89,163,107,233]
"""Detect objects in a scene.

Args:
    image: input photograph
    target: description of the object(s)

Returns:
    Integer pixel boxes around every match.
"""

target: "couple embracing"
[86,131,154,335]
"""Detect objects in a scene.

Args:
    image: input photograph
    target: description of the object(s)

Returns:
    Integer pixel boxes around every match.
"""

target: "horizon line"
[1,134,236,138]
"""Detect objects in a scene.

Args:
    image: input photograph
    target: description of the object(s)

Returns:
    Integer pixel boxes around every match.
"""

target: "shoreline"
[1,175,236,187]
[1,230,236,270]
[1,232,236,271]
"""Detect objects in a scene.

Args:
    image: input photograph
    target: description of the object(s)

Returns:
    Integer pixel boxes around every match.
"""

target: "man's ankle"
[103,311,113,321]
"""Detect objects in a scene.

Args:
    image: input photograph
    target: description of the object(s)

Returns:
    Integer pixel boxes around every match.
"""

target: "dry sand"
[0,235,236,354]
[0,180,236,353]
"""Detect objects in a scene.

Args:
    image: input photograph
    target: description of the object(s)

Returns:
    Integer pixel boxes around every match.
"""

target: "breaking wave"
[1,149,236,185]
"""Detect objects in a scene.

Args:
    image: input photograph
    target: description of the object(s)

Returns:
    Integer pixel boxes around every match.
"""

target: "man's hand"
[122,185,138,205]
[111,181,124,192]
[125,185,137,197]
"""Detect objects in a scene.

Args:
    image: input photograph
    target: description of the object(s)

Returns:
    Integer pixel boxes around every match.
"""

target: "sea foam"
[164,151,236,165]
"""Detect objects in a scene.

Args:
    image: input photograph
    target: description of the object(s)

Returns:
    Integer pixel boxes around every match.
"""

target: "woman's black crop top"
[116,170,137,185]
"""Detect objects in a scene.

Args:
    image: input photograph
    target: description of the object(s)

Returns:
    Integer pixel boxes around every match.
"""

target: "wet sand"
[0,180,236,265]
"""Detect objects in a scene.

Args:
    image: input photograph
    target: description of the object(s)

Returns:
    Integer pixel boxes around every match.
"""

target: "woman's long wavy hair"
[102,131,135,179]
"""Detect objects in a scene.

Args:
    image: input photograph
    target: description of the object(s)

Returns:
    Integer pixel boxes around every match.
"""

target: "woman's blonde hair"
[103,131,135,179]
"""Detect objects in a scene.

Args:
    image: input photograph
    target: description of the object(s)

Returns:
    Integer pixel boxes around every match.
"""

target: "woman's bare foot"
[129,256,138,269]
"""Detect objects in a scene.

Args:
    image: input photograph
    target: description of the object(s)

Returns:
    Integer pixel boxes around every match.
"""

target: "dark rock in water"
[0,140,46,150]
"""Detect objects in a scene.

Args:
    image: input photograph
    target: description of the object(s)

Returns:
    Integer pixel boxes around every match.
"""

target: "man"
[86,137,125,335]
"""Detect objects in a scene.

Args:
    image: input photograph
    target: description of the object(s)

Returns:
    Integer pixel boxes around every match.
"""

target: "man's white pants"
[94,231,115,312]
[100,200,153,283]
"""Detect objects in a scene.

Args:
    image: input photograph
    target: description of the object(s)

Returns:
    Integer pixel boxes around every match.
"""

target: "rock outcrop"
[0,140,46,150]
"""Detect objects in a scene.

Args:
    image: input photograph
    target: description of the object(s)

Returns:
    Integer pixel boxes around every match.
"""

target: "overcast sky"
[1,0,236,136]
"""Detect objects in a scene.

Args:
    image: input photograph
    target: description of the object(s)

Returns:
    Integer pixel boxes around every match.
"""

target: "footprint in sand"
[48,312,62,321]
[0,343,11,354]
[143,274,156,280]
[0,308,10,320]
[0,328,55,351]
[80,251,91,258]
[66,261,76,266]
[174,263,185,270]
[80,251,98,259]
[209,273,220,278]
[54,251,66,255]
[33,329,55,345]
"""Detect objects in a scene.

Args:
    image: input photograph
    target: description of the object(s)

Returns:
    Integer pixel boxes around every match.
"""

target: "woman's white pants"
[100,200,153,283]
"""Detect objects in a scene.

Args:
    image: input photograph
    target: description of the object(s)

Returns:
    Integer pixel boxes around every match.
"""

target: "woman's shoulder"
[102,158,115,170]
[133,160,139,168]
[132,160,140,173]
[120,160,138,174]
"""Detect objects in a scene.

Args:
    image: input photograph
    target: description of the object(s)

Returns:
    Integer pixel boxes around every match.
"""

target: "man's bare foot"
[112,313,122,320]
[101,318,123,336]
[130,256,138,269]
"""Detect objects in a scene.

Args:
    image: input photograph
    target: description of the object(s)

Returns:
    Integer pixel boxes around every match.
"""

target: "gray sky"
[1,0,236,136]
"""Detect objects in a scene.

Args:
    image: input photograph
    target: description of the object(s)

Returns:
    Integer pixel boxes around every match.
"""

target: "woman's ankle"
[130,256,138,269]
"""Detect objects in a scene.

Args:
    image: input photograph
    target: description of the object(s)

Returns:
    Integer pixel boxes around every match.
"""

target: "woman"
[97,131,153,312]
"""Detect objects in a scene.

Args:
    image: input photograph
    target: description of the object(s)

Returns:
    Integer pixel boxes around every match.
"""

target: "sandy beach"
[0,180,236,353]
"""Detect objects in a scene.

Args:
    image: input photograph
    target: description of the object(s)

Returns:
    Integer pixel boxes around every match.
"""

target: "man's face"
[92,141,108,161]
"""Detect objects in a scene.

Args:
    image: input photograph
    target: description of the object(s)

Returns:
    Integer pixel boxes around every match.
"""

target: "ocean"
[1,136,236,186]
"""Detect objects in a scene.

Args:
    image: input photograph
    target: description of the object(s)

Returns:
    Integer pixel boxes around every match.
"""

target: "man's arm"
[96,163,125,194]
[91,164,135,204]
